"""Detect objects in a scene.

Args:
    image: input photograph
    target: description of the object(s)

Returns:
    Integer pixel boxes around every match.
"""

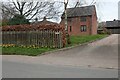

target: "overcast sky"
[1,0,120,22]
[95,0,120,22]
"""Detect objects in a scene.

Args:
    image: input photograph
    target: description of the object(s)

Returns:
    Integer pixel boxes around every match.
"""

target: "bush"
[8,14,30,25]
[0,20,9,26]
[2,22,8,26]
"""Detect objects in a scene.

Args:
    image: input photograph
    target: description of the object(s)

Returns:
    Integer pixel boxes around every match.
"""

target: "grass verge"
[2,46,53,56]
[67,34,108,47]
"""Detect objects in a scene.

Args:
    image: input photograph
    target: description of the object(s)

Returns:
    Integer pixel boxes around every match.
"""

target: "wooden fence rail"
[2,30,64,48]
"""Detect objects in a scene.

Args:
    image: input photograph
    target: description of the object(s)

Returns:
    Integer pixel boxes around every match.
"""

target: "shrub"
[8,14,30,25]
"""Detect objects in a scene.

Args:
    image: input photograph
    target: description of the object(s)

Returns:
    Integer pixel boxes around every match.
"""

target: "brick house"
[105,20,120,34]
[60,5,97,36]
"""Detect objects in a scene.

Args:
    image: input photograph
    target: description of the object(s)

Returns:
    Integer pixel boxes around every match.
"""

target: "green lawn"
[68,34,108,46]
[2,46,53,56]
[1,34,108,56]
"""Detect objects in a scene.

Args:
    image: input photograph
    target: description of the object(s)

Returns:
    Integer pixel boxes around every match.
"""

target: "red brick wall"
[60,16,95,36]
[91,9,97,35]
[60,13,97,36]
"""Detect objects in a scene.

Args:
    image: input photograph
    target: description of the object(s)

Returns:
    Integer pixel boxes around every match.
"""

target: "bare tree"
[1,0,63,21]
[1,2,17,20]
[1,0,96,22]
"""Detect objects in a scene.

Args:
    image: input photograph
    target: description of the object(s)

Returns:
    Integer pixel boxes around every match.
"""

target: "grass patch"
[2,46,53,56]
[1,34,108,56]
[67,34,108,46]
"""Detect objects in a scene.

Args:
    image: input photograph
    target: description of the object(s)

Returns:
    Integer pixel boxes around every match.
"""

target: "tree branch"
[12,2,20,11]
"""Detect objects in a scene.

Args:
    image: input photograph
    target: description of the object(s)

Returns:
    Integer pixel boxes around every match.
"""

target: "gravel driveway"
[2,34,119,69]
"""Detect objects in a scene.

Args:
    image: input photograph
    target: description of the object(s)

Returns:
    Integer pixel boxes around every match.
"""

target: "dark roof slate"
[62,5,96,18]
[106,20,120,27]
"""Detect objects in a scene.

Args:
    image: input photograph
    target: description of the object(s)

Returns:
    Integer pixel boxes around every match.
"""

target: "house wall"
[106,27,120,34]
[60,15,97,36]
[91,9,98,35]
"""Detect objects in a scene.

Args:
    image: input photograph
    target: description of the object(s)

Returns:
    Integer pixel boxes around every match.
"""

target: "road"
[2,34,119,78]
[2,60,118,78]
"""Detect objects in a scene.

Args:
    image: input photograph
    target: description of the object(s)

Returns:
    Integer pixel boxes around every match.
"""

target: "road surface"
[2,60,118,78]
[2,34,119,78]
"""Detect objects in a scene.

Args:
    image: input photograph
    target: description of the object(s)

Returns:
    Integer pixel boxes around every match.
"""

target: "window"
[70,26,72,32]
[68,18,72,22]
[80,16,87,22]
[80,25,87,32]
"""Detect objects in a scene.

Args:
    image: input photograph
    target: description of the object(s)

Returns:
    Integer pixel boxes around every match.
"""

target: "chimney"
[43,17,47,21]
[113,19,116,21]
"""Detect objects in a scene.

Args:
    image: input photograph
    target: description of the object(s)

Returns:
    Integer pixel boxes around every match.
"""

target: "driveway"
[2,34,118,69]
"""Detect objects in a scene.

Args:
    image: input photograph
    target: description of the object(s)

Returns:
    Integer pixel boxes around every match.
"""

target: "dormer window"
[68,18,72,22]
[80,16,86,22]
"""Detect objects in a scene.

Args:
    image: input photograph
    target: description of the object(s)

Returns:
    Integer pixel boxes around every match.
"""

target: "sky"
[94,0,120,22]
[1,0,120,22]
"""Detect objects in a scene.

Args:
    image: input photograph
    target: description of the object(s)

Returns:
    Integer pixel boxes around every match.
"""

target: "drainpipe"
[90,16,92,35]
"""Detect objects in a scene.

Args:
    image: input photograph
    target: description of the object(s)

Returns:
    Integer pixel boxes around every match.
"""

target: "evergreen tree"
[8,14,30,25]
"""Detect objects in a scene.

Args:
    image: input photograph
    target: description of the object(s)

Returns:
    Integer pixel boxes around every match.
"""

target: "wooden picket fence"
[2,30,64,48]
[2,24,66,48]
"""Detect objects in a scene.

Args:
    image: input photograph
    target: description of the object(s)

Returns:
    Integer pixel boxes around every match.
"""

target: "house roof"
[62,5,96,18]
[106,20,120,28]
